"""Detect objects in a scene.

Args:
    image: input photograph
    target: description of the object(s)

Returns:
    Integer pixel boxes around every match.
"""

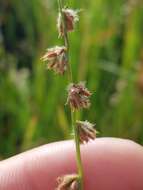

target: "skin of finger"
[0,138,143,190]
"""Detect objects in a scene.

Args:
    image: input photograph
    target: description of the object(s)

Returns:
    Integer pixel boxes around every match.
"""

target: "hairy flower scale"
[56,174,79,190]
[67,82,92,110]
[76,120,97,144]
[57,8,80,37]
[41,46,68,75]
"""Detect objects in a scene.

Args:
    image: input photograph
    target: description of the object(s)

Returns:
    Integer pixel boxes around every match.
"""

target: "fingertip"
[0,138,143,190]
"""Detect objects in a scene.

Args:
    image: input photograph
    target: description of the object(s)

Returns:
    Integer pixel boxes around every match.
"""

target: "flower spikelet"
[66,82,92,110]
[57,9,80,37]
[76,120,97,144]
[56,174,79,190]
[41,46,67,74]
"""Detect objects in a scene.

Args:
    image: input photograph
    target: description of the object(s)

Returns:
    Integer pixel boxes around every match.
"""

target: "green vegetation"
[0,0,143,159]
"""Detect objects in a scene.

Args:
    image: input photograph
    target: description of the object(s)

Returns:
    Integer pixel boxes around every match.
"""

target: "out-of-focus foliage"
[0,0,143,159]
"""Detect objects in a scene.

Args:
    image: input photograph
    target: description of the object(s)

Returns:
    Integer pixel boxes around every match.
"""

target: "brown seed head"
[56,174,79,190]
[41,46,68,75]
[76,120,97,144]
[57,9,79,37]
[67,82,92,110]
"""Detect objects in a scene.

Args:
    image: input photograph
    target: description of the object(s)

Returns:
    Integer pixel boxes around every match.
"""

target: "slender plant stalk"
[72,110,84,189]
[58,0,84,189]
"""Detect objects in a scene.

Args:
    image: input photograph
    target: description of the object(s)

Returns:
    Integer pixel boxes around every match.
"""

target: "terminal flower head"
[57,9,80,36]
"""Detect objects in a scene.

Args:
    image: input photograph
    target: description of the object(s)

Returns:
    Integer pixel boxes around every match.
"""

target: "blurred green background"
[0,0,143,159]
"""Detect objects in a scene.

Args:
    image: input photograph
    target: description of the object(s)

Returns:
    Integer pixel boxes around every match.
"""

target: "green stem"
[71,110,84,189]
[57,0,84,189]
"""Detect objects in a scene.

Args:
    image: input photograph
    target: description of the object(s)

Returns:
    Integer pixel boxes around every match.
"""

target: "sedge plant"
[41,0,97,189]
